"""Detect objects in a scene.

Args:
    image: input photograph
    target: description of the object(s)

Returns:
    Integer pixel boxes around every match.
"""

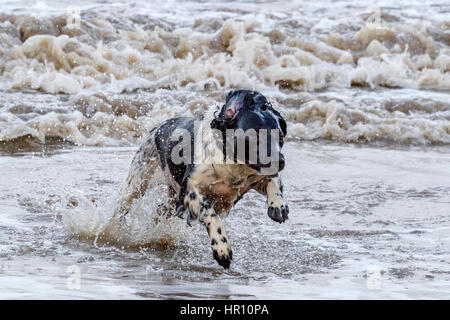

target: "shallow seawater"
[0,142,449,299]
[0,0,449,299]
[0,0,449,145]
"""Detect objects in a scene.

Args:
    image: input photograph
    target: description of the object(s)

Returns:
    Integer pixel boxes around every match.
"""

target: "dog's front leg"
[180,186,232,269]
[266,178,289,223]
[255,177,289,223]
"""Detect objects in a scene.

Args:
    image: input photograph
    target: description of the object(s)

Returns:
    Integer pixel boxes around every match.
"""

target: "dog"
[114,90,288,269]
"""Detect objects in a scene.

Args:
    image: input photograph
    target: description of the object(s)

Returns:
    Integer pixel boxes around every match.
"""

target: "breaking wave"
[0,0,449,145]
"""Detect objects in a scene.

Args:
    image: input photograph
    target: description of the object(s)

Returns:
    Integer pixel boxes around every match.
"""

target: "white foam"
[58,174,190,247]
[0,0,449,146]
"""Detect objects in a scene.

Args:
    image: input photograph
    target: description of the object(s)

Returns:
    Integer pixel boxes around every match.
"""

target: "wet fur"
[115,91,288,269]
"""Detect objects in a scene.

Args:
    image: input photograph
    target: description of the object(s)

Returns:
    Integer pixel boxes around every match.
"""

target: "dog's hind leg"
[156,185,177,217]
[114,132,160,218]
[179,184,232,269]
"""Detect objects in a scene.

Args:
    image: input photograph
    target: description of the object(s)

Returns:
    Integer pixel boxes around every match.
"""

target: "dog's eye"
[261,102,271,111]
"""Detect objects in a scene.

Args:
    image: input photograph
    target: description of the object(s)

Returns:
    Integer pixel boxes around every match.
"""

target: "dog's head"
[211,90,287,174]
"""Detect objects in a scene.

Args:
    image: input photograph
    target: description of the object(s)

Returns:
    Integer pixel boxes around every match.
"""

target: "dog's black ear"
[269,106,287,136]
[278,115,287,137]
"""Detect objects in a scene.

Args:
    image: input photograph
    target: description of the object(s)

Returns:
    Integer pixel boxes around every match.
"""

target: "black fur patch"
[154,117,196,185]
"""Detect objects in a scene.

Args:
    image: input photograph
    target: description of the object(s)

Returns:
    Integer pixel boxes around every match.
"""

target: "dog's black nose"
[278,154,285,171]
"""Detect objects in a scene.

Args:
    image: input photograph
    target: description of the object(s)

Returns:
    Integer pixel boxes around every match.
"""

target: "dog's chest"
[190,164,262,214]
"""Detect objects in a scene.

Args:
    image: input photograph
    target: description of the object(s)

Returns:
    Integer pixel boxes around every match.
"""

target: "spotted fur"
[114,90,288,269]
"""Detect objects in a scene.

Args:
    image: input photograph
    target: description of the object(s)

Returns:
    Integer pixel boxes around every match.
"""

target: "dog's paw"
[211,236,232,269]
[268,197,289,223]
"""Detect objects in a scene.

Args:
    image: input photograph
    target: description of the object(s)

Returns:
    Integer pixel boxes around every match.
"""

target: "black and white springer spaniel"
[114,90,289,269]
